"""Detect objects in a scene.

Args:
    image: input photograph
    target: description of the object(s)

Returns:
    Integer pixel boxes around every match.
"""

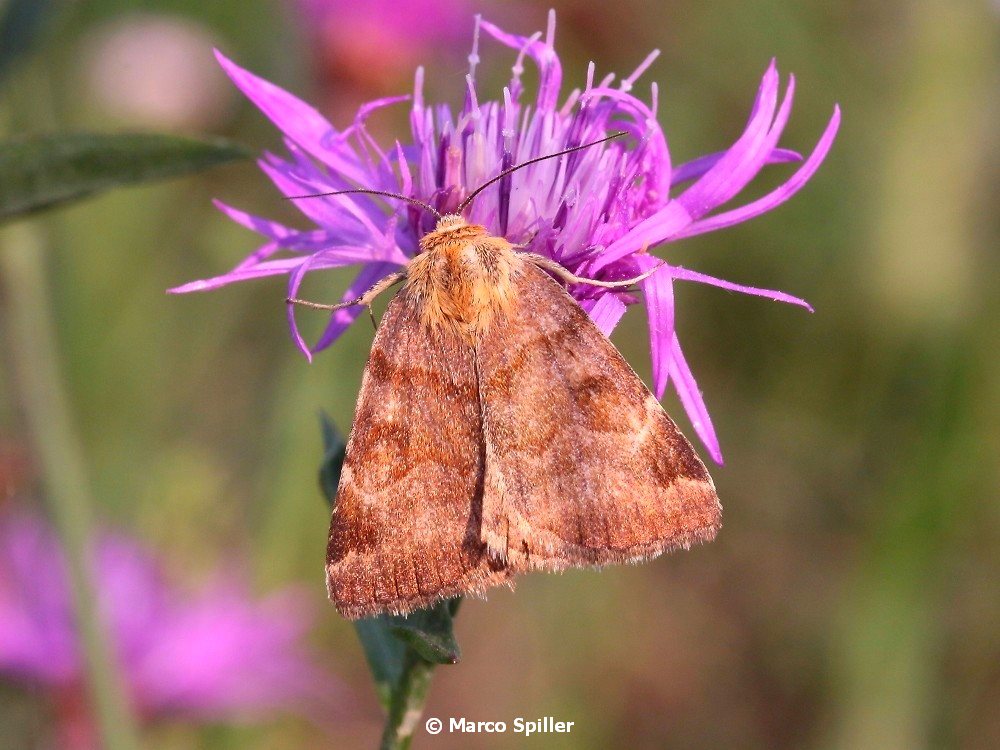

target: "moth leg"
[286,270,408,315]
[520,252,664,289]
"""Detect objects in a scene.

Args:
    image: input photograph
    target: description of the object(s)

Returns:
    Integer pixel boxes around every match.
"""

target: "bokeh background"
[1,0,997,748]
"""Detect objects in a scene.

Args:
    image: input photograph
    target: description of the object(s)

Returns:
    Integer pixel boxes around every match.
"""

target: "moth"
[290,135,721,620]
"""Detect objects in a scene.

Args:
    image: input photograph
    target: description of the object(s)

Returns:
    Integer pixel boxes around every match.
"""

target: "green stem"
[379,650,436,750]
[0,221,141,750]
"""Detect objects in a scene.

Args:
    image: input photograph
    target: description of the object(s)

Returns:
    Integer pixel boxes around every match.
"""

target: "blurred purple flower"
[296,0,472,62]
[293,0,477,107]
[171,11,839,463]
[0,509,342,740]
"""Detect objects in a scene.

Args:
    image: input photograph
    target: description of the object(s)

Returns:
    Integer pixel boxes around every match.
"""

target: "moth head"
[434,214,468,233]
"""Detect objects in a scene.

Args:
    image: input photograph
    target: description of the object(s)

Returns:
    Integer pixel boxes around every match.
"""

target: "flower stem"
[379,649,436,750]
[0,222,141,750]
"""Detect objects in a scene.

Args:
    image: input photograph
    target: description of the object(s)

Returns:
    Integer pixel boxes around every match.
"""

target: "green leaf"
[389,599,462,665]
[0,0,59,83]
[318,411,347,505]
[354,598,461,712]
[353,616,408,710]
[0,132,249,222]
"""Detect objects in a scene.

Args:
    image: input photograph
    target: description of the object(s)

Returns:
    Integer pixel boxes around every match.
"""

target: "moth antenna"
[286,188,442,219]
[456,131,627,215]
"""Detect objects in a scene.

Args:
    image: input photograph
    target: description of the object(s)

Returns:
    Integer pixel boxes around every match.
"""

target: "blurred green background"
[1,0,997,747]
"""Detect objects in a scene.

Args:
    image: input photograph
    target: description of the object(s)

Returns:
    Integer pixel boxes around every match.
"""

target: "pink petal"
[593,200,693,272]
[668,335,723,464]
[213,200,303,243]
[234,241,291,271]
[257,160,383,245]
[580,293,627,337]
[620,49,660,91]
[214,50,368,184]
[281,251,390,359]
[286,258,319,361]
[674,105,841,239]
[213,201,337,255]
[678,68,792,219]
[168,255,313,293]
[670,147,801,187]
[667,265,813,310]
[636,257,675,398]
[480,10,562,111]
[311,262,399,353]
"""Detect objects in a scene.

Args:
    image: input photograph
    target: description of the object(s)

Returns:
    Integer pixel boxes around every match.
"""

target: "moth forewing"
[326,281,511,620]
[476,262,721,570]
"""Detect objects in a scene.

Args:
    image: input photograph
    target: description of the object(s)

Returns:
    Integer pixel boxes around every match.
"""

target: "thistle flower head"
[172,11,839,463]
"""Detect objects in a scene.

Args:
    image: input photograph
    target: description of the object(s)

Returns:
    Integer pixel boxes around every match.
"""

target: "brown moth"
[290,136,721,620]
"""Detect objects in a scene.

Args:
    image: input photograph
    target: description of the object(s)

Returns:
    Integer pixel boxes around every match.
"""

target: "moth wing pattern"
[477,260,722,570]
[327,286,510,620]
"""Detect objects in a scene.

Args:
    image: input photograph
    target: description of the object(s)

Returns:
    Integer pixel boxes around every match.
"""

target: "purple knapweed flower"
[171,11,839,463]
[0,509,343,745]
